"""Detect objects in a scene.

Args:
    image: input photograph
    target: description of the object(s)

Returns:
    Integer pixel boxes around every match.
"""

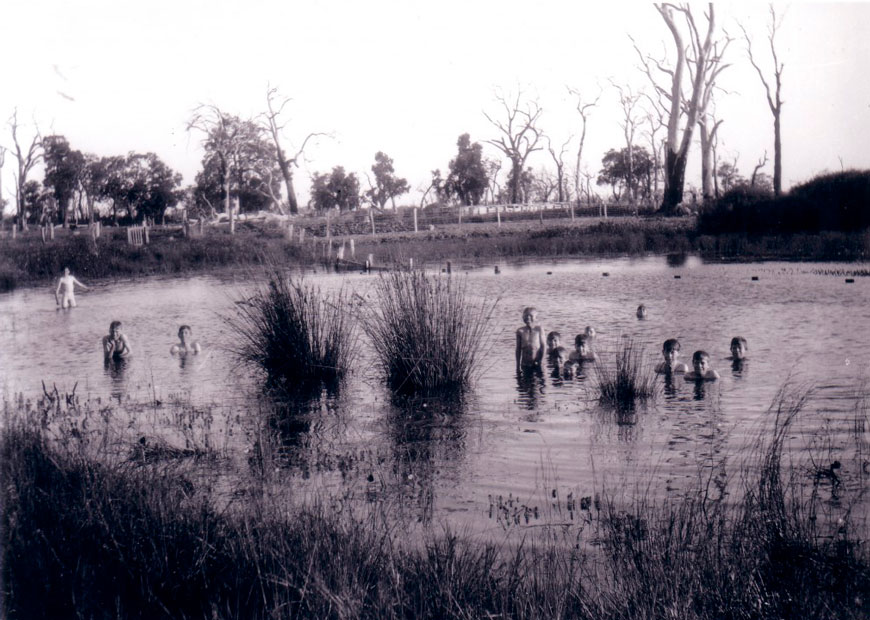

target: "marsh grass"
[2,387,869,619]
[229,269,357,396]
[594,338,658,411]
[364,270,498,396]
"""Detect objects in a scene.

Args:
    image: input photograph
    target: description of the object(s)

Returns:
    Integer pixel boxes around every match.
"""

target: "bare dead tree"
[741,6,785,197]
[611,81,645,206]
[7,109,42,229]
[635,4,719,214]
[483,90,544,204]
[546,134,572,203]
[0,146,5,220]
[484,158,502,204]
[187,104,242,234]
[261,86,329,215]
[751,150,769,187]
[687,25,731,200]
[567,87,601,207]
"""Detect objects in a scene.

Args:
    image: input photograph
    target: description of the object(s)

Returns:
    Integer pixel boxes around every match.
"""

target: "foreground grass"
[2,388,868,619]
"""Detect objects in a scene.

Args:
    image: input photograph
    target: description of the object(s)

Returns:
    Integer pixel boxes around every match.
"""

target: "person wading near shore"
[55,267,89,309]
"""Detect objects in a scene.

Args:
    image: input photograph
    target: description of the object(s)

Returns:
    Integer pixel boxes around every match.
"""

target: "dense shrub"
[699,170,870,235]
[364,271,497,396]
[229,270,357,395]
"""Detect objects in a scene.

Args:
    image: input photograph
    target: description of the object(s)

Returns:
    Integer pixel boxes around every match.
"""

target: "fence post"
[11,223,16,239]
[144,226,150,244]
[50,224,55,240]
[447,261,452,274]
[370,209,376,236]
[350,238,355,259]
[41,226,46,244]
[287,223,294,241]
[409,258,414,271]
[326,211,331,243]
[539,203,543,225]
[299,228,305,243]
[496,204,501,227]
[127,227,132,244]
[413,207,418,233]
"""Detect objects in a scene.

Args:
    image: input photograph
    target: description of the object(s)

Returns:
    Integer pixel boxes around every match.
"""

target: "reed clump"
[364,271,497,396]
[594,338,658,411]
[229,270,357,394]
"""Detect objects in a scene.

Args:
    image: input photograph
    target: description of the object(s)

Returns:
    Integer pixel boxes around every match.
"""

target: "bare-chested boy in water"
[516,307,545,371]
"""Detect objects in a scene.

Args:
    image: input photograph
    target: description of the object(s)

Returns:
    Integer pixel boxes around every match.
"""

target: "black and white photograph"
[1,2,869,618]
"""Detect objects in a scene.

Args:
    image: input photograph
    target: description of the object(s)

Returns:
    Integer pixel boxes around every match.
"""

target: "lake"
[1,256,868,539]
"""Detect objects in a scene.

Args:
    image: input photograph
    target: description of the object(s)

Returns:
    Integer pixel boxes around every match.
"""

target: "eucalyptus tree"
[365,151,409,210]
[483,89,544,205]
[446,134,488,206]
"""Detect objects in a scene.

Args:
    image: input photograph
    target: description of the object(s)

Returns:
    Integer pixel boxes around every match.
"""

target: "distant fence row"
[0,202,656,242]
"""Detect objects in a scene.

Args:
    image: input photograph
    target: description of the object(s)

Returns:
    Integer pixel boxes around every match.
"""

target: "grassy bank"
[1,217,868,293]
[2,389,868,619]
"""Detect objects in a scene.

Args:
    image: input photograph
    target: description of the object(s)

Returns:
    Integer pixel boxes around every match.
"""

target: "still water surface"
[1,257,868,537]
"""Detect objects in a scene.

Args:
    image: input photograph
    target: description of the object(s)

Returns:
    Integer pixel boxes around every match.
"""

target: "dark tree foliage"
[446,134,488,206]
[310,166,360,212]
[195,115,281,215]
[698,169,870,234]
[92,153,182,224]
[597,146,653,201]
[42,135,85,226]
[21,180,51,224]
[366,152,409,209]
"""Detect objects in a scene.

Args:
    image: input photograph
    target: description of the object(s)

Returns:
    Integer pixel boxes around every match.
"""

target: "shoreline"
[1,217,867,292]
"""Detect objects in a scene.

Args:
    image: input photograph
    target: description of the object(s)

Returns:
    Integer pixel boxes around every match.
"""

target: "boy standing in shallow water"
[516,307,545,370]
[729,336,748,361]
[171,325,202,355]
[655,338,689,374]
[684,350,720,381]
[569,333,597,363]
[55,267,89,309]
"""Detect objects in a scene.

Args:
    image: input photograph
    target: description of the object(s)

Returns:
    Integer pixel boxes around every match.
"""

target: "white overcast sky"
[1,1,869,210]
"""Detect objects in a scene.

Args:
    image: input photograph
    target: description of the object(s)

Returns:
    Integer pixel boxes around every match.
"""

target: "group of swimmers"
[515,306,748,382]
[54,267,201,362]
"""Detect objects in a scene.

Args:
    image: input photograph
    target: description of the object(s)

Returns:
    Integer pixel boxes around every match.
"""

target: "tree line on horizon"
[0,5,792,230]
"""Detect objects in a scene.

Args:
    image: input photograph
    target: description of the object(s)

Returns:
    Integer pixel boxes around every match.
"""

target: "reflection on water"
[1,258,869,537]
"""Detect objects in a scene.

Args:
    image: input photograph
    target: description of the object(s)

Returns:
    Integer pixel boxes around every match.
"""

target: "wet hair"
[636,304,647,318]
[663,338,681,352]
[109,320,122,331]
[575,333,591,348]
[585,326,596,337]
[522,306,538,320]
[178,324,192,338]
[553,346,569,361]
[730,336,748,350]
[546,331,561,344]
[692,350,710,363]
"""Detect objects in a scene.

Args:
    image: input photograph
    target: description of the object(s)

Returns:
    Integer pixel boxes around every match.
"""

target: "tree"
[42,135,85,226]
[261,86,328,214]
[7,109,42,228]
[597,146,654,202]
[635,4,721,214]
[612,82,644,204]
[310,166,360,212]
[741,6,785,197]
[568,87,601,206]
[21,180,52,224]
[716,161,743,192]
[123,153,183,223]
[483,90,544,204]
[446,134,488,206]
[365,152,409,210]
[545,135,572,203]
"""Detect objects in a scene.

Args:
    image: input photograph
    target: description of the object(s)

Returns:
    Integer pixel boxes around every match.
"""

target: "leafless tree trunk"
[635,4,718,214]
[751,151,769,187]
[483,89,544,204]
[741,6,784,197]
[8,110,42,230]
[546,135,572,202]
[612,82,644,206]
[567,87,601,207]
[262,86,328,215]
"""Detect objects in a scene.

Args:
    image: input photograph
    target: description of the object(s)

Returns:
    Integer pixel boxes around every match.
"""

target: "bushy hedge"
[698,170,870,234]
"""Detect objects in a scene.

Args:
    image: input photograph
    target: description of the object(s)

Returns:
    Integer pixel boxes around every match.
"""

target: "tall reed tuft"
[594,338,658,411]
[364,271,497,396]
[229,269,357,394]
